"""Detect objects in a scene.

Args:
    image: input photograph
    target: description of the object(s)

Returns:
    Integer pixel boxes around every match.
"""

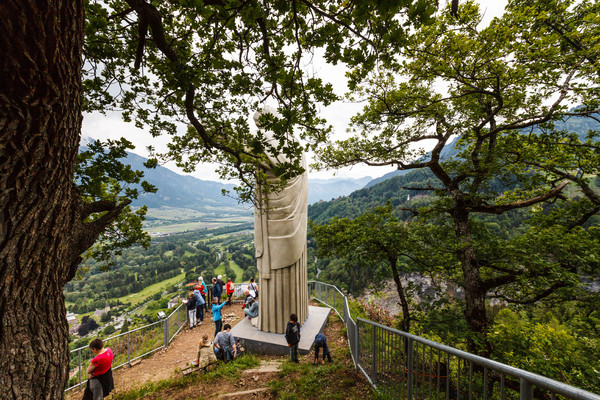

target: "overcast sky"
[82,0,508,183]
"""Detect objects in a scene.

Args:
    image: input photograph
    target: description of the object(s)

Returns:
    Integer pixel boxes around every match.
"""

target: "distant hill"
[310,113,600,223]
[81,143,376,211]
[308,176,372,204]
[121,152,242,211]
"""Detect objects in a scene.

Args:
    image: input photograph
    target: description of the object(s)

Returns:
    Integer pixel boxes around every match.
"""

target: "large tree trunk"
[453,207,491,357]
[0,1,85,398]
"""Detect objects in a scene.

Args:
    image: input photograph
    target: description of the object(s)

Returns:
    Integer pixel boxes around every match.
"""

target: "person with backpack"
[213,324,237,362]
[313,332,332,365]
[285,313,301,363]
[248,277,258,299]
[82,338,114,400]
[186,289,197,329]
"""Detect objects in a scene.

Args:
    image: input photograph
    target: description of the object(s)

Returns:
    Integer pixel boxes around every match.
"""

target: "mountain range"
[97,150,375,210]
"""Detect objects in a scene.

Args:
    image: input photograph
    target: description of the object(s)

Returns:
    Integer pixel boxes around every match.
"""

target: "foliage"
[489,308,600,393]
[310,202,419,330]
[312,0,600,354]
[81,0,439,204]
[76,138,157,270]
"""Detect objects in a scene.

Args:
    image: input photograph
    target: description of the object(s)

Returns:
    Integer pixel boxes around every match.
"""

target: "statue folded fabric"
[253,107,309,333]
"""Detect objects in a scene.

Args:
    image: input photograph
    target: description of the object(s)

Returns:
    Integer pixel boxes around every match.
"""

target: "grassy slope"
[115,271,186,305]
[109,313,378,400]
[213,259,245,283]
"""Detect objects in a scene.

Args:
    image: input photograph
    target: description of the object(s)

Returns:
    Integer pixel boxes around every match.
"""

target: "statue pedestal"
[231,306,330,356]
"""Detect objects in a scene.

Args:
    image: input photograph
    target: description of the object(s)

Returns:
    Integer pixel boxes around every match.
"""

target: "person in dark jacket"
[313,332,332,365]
[82,338,114,400]
[212,277,222,304]
[285,313,301,363]
[186,289,197,328]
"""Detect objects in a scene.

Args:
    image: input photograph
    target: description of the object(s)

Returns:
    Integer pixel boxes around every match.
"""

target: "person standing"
[194,286,205,324]
[199,276,208,311]
[82,338,114,400]
[285,313,301,363]
[212,277,222,304]
[186,289,197,329]
[248,277,258,299]
[226,278,235,305]
[211,297,227,338]
[217,274,226,294]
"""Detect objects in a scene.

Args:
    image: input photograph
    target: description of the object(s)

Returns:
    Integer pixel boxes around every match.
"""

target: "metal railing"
[309,281,600,400]
[65,281,251,392]
[65,302,188,392]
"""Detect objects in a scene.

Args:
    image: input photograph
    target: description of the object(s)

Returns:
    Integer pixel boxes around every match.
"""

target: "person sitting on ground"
[186,289,197,329]
[314,332,333,365]
[82,338,114,400]
[214,324,237,362]
[285,313,301,363]
[212,277,222,304]
[211,296,227,338]
[226,278,235,306]
[244,297,259,320]
[193,333,218,369]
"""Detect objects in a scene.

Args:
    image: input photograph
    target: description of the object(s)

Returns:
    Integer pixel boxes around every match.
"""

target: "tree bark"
[452,205,491,357]
[0,0,85,398]
[389,259,411,332]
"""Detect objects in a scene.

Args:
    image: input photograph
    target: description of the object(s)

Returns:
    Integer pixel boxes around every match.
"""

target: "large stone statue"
[253,107,309,333]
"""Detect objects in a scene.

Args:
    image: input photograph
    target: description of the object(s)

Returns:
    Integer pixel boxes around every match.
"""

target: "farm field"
[214,260,245,283]
[115,271,186,305]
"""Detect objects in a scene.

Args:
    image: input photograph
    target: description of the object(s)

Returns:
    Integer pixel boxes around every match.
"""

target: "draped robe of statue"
[253,109,309,333]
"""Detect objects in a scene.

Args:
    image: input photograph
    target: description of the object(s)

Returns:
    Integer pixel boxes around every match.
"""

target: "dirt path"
[116,305,245,392]
[66,304,246,399]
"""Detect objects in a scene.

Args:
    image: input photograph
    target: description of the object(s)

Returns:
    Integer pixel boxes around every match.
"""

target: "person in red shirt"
[226,278,235,306]
[82,338,114,400]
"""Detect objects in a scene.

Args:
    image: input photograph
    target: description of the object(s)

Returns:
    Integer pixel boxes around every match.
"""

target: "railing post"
[127,331,131,367]
[520,378,533,400]
[77,348,82,390]
[163,317,169,348]
[355,320,360,370]
[371,324,377,385]
[407,338,414,400]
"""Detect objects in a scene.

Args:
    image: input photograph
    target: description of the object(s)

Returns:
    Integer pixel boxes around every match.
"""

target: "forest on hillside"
[64,224,259,315]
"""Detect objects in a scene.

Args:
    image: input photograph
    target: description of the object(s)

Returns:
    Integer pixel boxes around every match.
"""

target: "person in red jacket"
[226,278,235,306]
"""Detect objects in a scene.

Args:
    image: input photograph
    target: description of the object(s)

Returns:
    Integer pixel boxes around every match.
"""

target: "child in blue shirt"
[211,297,227,338]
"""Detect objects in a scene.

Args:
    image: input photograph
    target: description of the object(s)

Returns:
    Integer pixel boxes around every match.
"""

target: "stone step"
[216,387,269,398]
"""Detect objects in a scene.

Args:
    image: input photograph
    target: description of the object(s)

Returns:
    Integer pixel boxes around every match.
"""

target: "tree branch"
[469,180,569,214]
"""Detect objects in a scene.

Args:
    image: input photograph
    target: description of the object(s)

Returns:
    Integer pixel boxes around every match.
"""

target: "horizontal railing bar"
[355,317,600,400]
